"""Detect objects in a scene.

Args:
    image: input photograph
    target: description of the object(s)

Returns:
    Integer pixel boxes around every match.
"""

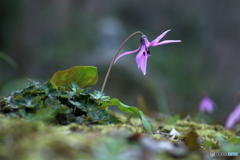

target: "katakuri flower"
[225,104,240,129]
[199,96,216,114]
[114,30,181,75]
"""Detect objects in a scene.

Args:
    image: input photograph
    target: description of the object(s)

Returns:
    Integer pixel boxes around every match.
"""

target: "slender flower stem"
[101,31,143,93]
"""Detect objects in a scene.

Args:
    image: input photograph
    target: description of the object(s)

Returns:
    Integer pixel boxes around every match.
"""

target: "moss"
[158,120,236,151]
[0,114,239,160]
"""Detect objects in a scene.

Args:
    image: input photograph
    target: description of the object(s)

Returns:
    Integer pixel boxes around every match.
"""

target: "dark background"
[1,0,240,124]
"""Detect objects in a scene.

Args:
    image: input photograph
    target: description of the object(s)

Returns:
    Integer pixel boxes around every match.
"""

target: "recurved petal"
[153,40,182,46]
[114,47,140,63]
[149,30,171,46]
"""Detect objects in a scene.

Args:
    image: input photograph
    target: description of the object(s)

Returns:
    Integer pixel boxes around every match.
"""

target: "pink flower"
[225,104,240,129]
[114,30,181,75]
[199,96,216,113]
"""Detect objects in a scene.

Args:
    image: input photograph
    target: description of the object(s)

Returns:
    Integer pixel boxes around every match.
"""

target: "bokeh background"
[1,0,240,125]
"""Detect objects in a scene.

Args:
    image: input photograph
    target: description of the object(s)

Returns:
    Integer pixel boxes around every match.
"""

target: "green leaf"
[218,136,240,152]
[90,90,110,102]
[0,80,120,125]
[50,66,98,88]
[227,137,240,144]
[101,98,153,134]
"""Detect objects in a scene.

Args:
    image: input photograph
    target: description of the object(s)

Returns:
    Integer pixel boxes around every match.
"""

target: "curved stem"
[101,31,143,93]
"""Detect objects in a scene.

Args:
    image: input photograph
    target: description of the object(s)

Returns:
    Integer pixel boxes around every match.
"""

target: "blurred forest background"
[1,0,240,125]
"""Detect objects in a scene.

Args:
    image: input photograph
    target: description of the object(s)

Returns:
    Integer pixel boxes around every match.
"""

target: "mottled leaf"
[50,66,98,88]
[101,98,153,134]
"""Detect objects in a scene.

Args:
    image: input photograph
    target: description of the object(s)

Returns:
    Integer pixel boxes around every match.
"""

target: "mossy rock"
[0,114,239,160]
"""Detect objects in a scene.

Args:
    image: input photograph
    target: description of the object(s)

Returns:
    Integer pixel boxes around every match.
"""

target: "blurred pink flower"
[114,30,181,75]
[199,96,216,113]
[225,104,240,129]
